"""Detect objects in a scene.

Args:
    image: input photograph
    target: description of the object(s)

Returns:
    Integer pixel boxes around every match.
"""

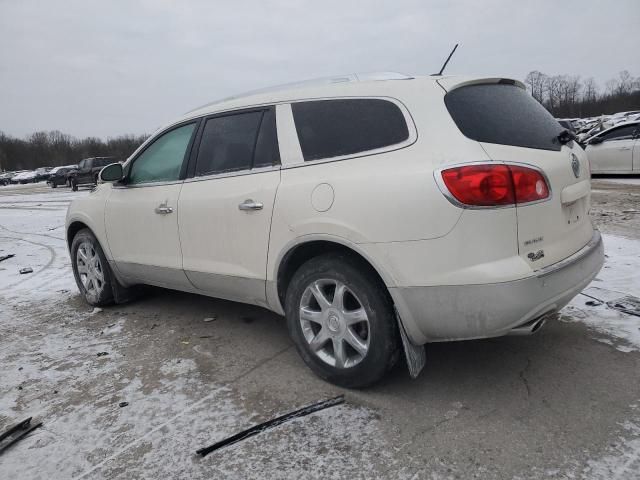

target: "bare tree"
[582,77,598,103]
[525,70,548,103]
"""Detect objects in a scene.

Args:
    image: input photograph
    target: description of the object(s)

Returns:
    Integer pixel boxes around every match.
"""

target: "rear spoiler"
[436,76,526,93]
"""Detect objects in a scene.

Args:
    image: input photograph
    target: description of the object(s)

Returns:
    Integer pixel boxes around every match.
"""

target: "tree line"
[0,131,149,172]
[525,70,640,118]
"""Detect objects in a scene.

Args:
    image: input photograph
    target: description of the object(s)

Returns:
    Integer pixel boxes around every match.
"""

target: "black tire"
[70,228,114,306]
[71,179,78,191]
[285,253,399,388]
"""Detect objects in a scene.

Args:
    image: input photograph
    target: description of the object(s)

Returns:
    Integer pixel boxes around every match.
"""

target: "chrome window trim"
[183,164,280,184]
[433,161,554,210]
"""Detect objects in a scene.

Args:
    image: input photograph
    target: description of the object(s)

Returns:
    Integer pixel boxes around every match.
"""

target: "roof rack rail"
[186,72,413,114]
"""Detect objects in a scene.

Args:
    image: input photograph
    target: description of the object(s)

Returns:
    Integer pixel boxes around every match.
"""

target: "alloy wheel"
[76,241,105,301]
[299,279,370,368]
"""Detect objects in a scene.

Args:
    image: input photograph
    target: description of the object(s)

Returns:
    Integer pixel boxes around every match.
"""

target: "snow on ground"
[0,187,86,305]
[561,234,640,352]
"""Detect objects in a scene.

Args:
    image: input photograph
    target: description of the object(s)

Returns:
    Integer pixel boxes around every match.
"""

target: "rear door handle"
[155,204,173,214]
[238,199,263,211]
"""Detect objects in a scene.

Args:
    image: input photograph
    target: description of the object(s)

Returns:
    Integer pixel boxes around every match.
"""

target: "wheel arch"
[66,220,92,250]
[274,237,395,313]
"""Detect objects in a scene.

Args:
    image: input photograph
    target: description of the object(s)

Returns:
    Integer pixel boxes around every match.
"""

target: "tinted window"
[128,123,195,185]
[95,158,112,167]
[445,83,564,151]
[195,112,263,176]
[291,99,409,161]
[600,125,638,142]
[254,109,280,168]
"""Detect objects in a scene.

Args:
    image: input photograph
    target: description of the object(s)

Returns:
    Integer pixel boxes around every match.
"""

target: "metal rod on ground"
[196,395,345,457]
[0,417,43,455]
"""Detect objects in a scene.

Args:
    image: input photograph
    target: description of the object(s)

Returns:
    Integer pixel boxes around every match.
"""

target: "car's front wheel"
[71,229,114,306]
[285,253,399,388]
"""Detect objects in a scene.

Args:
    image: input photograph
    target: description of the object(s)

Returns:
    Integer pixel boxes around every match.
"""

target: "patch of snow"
[561,234,640,352]
[577,410,640,479]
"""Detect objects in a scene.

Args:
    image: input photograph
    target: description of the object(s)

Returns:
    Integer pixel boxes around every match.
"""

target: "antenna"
[432,43,459,76]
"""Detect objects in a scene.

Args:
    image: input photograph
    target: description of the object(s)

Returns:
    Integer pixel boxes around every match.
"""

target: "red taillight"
[440,164,549,207]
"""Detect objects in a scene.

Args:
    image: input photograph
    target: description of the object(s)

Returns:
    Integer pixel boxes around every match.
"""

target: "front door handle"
[155,204,173,214]
[238,199,264,211]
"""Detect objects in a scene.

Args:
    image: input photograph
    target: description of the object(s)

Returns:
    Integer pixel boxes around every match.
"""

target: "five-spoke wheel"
[286,253,399,388]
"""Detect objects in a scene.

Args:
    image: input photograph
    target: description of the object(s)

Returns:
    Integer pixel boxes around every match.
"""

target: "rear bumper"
[390,230,604,344]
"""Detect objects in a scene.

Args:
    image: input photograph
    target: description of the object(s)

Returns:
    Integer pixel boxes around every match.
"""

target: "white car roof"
[169,72,523,131]
[593,120,640,136]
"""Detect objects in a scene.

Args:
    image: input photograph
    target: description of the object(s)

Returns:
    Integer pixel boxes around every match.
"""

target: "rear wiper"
[556,129,577,145]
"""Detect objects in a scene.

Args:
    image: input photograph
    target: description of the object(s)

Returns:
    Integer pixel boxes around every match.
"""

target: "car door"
[178,107,281,307]
[586,124,637,173]
[104,121,198,288]
[78,159,94,183]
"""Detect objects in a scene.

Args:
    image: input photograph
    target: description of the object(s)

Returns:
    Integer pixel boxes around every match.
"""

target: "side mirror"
[589,136,604,145]
[99,163,124,182]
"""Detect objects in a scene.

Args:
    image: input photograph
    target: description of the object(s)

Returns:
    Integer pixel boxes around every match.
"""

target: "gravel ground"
[0,178,639,479]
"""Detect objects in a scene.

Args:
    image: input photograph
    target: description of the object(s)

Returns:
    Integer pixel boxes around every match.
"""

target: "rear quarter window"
[291,98,410,161]
[445,83,564,151]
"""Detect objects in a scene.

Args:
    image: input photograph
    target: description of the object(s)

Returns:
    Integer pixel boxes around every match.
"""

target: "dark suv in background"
[68,157,116,191]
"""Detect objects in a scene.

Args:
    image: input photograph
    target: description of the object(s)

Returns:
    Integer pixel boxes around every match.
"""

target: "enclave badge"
[571,153,580,178]
[527,250,545,262]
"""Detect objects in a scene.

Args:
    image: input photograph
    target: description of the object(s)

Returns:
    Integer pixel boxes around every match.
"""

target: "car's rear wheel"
[71,229,114,306]
[285,253,399,388]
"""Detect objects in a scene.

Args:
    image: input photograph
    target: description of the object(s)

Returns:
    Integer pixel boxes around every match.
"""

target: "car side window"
[291,98,410,161]
[194,111,265,176]
[601,125,637,142]
[128,123,196,185]
[253,109,281,168]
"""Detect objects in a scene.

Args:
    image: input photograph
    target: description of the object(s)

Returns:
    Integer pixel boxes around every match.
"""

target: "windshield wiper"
[556,129,577,145]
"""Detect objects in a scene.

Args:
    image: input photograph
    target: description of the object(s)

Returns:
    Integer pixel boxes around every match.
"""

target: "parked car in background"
[34,167,53,182]
[585,121,639,174]
[47,165,78,188]
[68,157,116,191]
[12,170,38,184]
[0,171,17,186]
[66,73,604,387]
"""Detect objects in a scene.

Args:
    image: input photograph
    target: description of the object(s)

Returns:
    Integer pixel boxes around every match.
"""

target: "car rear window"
[444,83,564,151]
[291,99,409,161]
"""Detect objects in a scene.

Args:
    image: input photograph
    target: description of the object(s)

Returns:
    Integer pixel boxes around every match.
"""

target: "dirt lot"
[1,179,639,479]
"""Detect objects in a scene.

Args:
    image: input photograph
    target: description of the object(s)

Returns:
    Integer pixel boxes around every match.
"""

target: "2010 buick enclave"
[66,73,604,387]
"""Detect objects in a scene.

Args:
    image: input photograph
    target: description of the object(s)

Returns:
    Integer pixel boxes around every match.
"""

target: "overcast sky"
[1,0,639,139]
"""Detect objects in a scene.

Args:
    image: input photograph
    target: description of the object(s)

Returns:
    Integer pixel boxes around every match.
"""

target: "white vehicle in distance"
[584,121,639,174]
[66,72,604,387]
[12,170,38,184]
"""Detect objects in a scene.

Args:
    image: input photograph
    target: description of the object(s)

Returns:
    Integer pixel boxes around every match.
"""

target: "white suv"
[66,72,604,387]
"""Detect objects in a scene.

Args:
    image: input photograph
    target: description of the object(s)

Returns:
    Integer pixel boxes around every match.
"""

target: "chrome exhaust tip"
[507,316,548,336]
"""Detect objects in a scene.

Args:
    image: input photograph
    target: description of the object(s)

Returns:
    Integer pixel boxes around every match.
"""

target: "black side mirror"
[589,136,604,145]
[99,163,124,182]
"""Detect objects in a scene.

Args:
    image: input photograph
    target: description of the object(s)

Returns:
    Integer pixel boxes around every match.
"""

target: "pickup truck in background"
[68,157,117,191]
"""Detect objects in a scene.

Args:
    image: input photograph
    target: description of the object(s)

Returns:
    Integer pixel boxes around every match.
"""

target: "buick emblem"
[570,153,580,178]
